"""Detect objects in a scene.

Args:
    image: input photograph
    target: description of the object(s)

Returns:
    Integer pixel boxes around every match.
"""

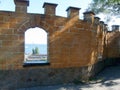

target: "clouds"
[25,27,47,44]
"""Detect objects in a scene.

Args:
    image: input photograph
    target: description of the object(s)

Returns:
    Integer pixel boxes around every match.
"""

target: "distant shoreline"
[25,44,47,54]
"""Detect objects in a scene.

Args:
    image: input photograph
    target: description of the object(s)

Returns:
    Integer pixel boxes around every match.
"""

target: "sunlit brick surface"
[0,0,119,89]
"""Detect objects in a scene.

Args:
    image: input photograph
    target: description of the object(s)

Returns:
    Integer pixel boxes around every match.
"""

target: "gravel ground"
[18,65,120,90]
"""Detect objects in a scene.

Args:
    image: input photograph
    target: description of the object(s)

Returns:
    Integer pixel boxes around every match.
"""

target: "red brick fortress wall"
[0,0,119,89]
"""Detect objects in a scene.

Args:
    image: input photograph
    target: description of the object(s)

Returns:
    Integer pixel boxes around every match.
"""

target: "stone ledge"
[23,62,50,67]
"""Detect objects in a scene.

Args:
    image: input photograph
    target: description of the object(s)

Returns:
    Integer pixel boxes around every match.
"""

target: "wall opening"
[24,27,48,65]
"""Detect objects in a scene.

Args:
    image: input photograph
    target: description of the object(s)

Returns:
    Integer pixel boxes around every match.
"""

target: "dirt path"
[18,65,120,90]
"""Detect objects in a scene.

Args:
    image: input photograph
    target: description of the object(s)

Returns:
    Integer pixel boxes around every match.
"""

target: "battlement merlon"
[43,2,58,16]
[100,21,104,27]
[112,25,120,31]
[94,17,100,25]
[66,7,81,19]
[14,0,29,13]
[83,11,95,24]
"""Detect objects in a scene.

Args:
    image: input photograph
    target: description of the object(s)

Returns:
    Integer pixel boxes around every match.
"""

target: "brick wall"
[0,0,119,89]
[104,31,120,65]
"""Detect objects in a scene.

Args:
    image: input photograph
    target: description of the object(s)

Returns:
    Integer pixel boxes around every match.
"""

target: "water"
[25,44,47,54]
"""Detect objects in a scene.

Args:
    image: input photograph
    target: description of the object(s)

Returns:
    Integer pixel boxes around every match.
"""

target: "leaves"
[87,0,120,16]
[32,47,39,55]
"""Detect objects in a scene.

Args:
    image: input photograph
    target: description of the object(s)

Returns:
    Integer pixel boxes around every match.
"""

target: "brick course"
[0,0,120,89]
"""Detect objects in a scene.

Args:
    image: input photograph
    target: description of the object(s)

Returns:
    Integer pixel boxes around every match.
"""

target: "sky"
[25,27,47,44]
[0,0,119,44]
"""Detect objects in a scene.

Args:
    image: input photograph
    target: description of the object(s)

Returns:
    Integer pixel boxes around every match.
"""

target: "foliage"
[32,47,39,55]
[87,0,120,17]
[32,48,35,55]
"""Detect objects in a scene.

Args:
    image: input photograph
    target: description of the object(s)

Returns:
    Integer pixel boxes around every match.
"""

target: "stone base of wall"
[90,58,120,78]
[0,59,119,89]
[105,58,120,66]
[0,67,84,89]
[0,65,104,89]
[81,60,106,82]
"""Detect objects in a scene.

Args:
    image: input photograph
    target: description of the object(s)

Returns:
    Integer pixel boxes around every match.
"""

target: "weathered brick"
[0,22,9,29]
[0,29,14,34]
[0,34,18,40]
[0,1,119,89]
[2,40,13,47]
[0,16,4,22]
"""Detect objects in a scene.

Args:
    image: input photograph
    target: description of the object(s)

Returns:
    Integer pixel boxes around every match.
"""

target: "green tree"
[35,47,39,55]
[32,48,35,55]
[32,47,39,55]
[87,0,120,16]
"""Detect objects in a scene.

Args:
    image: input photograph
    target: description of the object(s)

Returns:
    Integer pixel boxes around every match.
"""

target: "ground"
[18,65,120,90]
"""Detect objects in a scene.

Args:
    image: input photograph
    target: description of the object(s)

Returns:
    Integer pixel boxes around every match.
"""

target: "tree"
[87,0,120,17]
[32,47,39,55]
[32,48,35,55]
[35,47,39,55]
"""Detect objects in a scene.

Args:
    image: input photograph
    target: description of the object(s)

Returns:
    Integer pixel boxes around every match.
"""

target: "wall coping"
[66,6,81,11]
[14,0,29,6]
[43,2,58,8]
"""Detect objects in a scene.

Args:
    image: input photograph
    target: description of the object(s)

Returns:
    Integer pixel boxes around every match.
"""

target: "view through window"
[24,27,48,64]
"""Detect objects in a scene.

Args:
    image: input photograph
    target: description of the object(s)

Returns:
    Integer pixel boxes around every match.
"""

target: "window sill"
[23,61,50,67]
